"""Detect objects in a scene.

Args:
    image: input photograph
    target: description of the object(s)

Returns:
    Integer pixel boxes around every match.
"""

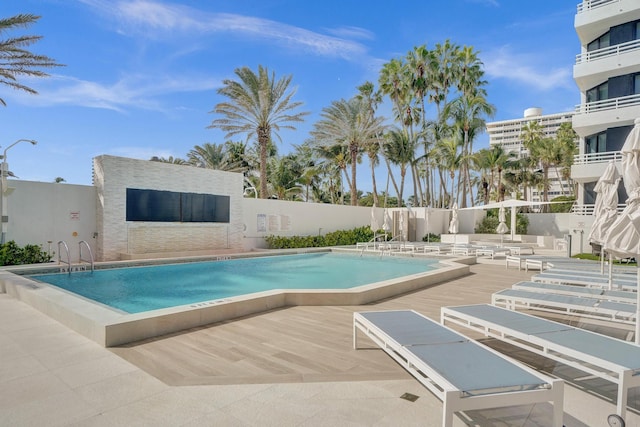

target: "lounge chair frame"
[441,304,640,420]
[492,288,636,324]
[353,310,563,427]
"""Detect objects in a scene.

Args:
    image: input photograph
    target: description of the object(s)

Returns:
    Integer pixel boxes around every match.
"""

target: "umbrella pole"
[600,249,604,275]
[608,253,613,290]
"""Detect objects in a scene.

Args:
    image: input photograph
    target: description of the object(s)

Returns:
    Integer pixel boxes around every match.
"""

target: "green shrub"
[265,226,375,249]
[550,196,575,213]
[421,233,441,242]
[0,241,52,266]
[474,212,528,235]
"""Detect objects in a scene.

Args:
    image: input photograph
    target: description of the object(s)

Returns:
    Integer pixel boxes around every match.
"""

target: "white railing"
[573,150,622,165]
[571,203,626,215]
[575,39,640,64]
[577,0,617,13]
[575,93,640,115]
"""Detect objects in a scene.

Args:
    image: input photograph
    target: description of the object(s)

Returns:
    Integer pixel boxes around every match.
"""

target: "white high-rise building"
[571,1,640,214]
[486,108,575,202]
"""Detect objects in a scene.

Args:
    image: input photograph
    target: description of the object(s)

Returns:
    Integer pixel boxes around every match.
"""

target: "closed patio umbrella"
[370,206,379,232]
[603,118,640,344]
[449,203,459,243]
[496,203,509,245]
[587,161,621,284]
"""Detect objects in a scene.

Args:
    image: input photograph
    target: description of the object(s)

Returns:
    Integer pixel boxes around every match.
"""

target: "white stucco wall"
[7,180,97,261]
[93,155,244,261]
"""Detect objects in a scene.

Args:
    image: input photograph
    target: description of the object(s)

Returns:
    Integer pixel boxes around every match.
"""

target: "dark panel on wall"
[608,75,633,98]
[610,22,634,45]
[607,125,633,152]
[127,189,230,223]
[126,188,181,222]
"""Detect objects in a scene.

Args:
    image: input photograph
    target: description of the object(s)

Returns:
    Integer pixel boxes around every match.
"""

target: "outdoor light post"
[0,139,38,244]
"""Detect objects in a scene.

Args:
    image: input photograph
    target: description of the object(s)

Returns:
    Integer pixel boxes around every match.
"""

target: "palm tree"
[435,137,462,207]
[0,14,63,106]
[187,143,245,172]
[384,127,417,207]
[208,65,309,198]
[150,156,188,165]
[310,97,385,206]
[356,81,388,207]
[443,92,495,207]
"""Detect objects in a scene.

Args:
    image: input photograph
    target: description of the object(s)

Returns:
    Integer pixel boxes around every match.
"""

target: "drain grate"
[400,392,419,402]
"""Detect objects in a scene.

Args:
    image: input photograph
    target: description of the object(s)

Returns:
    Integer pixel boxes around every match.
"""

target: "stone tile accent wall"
[93,155,243,261]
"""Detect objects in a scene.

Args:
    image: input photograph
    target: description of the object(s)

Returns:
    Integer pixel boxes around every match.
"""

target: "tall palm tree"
[208,65,309,198]
[310,97,385,206]
[384,127,417,207]
[435,137,462,207]
[356,81,386,207]
[0,14,63,106]
[443,92,495,207]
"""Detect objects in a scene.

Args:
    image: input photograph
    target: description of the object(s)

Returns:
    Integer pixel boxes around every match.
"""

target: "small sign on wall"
[69,211,80,220]
[257,214,267,232]
[280,215,291,231]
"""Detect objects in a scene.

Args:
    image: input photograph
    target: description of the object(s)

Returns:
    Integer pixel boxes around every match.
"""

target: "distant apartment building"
[486,108,575,203]
[571,0,640,214]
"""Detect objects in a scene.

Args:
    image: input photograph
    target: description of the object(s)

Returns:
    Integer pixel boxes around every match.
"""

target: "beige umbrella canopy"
[603,118,640,344]
[496,203,509,243]
[588,161,621,247]
[448,203,459,234]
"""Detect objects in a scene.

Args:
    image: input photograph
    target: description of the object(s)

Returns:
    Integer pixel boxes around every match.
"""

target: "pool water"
[30,253,439,314]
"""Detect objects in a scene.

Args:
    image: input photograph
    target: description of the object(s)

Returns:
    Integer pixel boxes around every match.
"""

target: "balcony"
[574,40,640,91]
[571,151,622,183]
[575,0,640,45]
[572,94,640,137]
[571,203,625,215]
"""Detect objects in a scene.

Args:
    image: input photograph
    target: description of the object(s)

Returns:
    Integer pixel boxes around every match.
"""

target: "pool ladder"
[58,240,95,275]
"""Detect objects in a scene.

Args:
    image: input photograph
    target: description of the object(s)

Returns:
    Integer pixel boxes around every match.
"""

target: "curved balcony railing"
[575,93,640,115]
[577,0,617,13]
[575,39,640,64]
[573,150,622,165]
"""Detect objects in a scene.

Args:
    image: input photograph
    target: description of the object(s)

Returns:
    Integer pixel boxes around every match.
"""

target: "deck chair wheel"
[607,414,625,427]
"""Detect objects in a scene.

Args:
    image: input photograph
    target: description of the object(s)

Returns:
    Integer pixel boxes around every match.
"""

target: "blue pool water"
[30,253,439,314]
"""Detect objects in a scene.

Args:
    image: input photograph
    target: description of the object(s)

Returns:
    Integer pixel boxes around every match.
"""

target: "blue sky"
[0,0,580,191]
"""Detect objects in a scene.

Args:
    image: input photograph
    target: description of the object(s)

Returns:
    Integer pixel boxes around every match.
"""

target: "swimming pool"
[3,249,470,346]
[31,253,440,313]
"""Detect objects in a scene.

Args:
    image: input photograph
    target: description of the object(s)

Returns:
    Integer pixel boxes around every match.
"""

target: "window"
[587,31,610,51]
[585,132,606,154]
[587,81,608,102]
[635,74,640,95]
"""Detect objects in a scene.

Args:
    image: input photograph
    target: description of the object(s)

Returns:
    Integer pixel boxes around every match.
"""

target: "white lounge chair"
[512,281,637,304]
[441,303,640,421]
[492,288,636,324]
[475,246,511,259]
[531,272,637,291]
[353,310,564,427]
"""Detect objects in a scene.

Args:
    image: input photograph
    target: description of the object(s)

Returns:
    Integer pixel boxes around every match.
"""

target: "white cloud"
[9,73,220,112]
[80,0,370,60]
[482,46,573,91]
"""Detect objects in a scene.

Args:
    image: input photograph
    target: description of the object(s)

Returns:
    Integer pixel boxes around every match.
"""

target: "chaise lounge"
[441,303,640,421]
[353,310,564,427]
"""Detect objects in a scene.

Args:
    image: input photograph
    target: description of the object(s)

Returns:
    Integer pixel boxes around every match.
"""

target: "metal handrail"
[573,150,622,165]
[571,203,626,215]
[575,39,640,64]
[576,0,617,13]
[575,93,640,115]
[57,241,71,275]
[79,240,94,272]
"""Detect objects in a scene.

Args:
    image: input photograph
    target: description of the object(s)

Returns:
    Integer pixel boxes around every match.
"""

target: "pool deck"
[1,254,640,426]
